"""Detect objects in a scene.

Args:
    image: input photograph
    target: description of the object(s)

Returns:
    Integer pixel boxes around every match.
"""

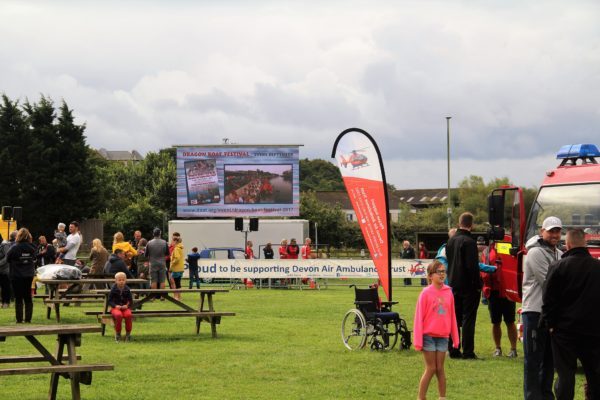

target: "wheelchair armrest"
[354,301,373,305]
[381,301,398,306]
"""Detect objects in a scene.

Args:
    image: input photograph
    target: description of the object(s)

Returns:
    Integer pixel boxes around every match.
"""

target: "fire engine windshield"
[526,184,600,247]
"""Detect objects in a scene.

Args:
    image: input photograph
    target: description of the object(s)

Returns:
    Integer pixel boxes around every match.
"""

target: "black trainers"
[448,349,463,359]
[462,353,483,360]
[115,334,121,343]
[125,334,131,342]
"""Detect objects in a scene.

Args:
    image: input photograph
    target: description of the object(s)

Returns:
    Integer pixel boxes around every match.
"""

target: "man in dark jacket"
[106,249,133,279]
[446,212,481,359]
[542,228,600,399]
[36,235,56,267]
[401,240,416,286]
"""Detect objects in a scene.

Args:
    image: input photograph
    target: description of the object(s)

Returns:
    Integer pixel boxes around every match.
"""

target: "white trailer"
[168,219,309,257]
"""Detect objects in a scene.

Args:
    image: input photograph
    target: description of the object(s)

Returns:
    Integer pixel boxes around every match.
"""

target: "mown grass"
[0,280,588,399]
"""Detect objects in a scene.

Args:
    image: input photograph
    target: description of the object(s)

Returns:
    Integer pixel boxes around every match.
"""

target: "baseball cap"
[542,216,562,231]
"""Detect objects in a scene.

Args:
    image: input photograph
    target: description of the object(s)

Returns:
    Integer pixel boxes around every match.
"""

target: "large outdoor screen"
[176,146,300,217]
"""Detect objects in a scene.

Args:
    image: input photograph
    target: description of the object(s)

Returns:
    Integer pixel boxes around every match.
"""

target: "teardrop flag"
[331,128,392,301]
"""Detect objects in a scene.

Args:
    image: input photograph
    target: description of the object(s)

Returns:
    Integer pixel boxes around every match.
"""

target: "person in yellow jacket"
[169,233,184,300]
[112,232,138,276]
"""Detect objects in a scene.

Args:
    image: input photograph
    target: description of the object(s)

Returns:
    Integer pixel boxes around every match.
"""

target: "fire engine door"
[487,186,525,303]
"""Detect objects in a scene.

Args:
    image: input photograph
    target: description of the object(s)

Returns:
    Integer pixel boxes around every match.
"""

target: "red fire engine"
[487,143,600,304]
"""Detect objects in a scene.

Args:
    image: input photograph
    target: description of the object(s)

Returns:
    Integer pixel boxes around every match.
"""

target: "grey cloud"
[254,83,360,129]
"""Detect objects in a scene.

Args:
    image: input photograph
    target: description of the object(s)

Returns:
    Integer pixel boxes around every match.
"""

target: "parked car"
[196,247,245,283]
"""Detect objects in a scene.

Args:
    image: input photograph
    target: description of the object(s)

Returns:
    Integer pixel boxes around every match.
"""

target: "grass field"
[0,280,588,399]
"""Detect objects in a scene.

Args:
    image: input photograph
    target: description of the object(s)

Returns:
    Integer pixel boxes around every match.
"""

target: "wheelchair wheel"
[341,309,367,350]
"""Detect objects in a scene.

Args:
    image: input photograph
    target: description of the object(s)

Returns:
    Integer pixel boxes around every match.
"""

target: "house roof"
[97,148,144,162]
[315,188,451,210]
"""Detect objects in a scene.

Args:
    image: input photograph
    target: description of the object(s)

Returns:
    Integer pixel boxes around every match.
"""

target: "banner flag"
[331,128,392,300]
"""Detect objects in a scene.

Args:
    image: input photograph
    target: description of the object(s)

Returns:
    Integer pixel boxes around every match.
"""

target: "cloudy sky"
[1,1,599,189]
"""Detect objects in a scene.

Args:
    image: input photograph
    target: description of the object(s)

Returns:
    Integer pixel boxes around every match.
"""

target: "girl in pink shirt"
[414,260,459,400]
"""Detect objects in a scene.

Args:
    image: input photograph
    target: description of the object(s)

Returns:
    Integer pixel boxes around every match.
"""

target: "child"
[54,223,67,263]
[187,247,201,289]
[108,272,134,342]
[414,260,459,400]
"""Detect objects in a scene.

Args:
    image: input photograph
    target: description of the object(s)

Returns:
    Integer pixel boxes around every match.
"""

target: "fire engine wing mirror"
[488,226,505,241]
[488,193,505,227]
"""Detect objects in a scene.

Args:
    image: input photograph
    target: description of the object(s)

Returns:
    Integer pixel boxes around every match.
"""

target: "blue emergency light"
[556,144,600,159]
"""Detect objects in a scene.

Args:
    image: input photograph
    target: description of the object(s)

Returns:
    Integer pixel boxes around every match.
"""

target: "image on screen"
[223,164,293,204]
[184,159,221,205]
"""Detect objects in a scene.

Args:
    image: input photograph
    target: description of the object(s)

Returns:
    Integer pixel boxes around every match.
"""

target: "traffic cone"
[245,279,254,289]
[309,279,316,289]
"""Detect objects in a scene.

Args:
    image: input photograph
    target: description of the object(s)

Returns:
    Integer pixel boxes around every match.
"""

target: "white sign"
[197,259,432,279]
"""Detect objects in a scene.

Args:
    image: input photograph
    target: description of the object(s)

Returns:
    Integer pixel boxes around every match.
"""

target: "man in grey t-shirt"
[145,228,169,290]
[522,216,563,400]
[59,221,81,266]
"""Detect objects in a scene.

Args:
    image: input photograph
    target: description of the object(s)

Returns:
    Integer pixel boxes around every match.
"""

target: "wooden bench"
[0,363,114,377]
[87,310,235,337]
[0,355,81,363]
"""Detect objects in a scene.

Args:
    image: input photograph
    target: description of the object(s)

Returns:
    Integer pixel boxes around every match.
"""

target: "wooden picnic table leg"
[46,285,56,320]
[101,293,110,336]
[197,293,207,334]
[208,294,218,338]
[49,335,67,400]
[66,334,81,400]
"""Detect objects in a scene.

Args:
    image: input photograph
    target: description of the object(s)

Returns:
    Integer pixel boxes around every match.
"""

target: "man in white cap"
[522,216,563,400]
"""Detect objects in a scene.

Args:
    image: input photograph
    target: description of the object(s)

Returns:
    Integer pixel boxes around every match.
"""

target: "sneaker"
[115,334,121,343]
[493,348,502,357]
[462,353,483,360]
[125,334,131,342]
[507,349,517,358]
[448,349,463,359]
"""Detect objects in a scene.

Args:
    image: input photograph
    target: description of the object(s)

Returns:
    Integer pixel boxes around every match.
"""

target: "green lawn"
[0,280,588,399]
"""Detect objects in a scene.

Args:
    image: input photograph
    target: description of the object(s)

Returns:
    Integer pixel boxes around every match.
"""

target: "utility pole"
[446,116,452,230]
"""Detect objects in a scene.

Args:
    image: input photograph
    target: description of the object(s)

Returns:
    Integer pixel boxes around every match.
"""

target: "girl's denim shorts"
[423,335,448,352]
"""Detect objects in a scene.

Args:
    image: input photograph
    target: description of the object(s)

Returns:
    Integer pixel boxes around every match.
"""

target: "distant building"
[97,148,144,163]
[315,188,452,223]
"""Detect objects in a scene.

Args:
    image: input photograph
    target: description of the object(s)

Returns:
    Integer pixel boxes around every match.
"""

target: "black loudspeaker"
[12,207,22,221]
[249,218,259,232]
[234,218,243,231]
[1,206,11,220]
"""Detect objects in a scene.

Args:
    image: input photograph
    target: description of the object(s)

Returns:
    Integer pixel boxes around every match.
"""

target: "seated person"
[109,272,134,342]
[105,249,134,279]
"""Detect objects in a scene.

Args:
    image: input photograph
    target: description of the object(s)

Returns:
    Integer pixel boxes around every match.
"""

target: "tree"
[0,95,105,236]
[299,158,344,192]
[99,148,176,238]
[299,191,356,247]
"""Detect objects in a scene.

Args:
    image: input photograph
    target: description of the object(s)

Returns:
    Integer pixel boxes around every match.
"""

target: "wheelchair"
[341,285,412,351]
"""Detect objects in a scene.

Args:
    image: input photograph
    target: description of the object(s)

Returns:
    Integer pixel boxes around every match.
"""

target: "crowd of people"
[414,212,600,400]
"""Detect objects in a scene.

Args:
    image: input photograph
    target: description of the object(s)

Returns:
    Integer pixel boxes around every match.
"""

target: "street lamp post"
[446,117,452,230]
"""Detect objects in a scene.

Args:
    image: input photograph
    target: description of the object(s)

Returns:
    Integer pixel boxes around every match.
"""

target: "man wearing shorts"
[481,245,518,358]
[145,228,169,292]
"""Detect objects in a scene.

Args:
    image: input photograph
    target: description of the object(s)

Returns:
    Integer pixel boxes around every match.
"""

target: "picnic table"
[38,279,148,322]
[90,288,235,337]
[0,324,114,400]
